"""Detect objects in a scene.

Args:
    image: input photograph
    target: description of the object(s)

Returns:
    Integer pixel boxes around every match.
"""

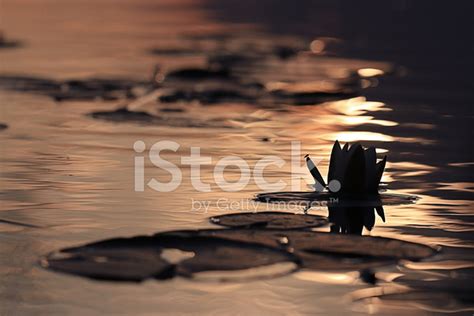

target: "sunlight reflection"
[295,271,357,285]
[402,260,474,270]
[310,39,325,54]
[325,131,395,142]
[337,115,397,127]
[437,182,474,193]
[357,68,385,77]
[329,97,391,116]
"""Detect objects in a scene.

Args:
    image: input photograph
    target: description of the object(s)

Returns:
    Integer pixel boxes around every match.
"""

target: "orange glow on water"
[357,68,385,77]
[325,131,395,142]
[310,39,325,54]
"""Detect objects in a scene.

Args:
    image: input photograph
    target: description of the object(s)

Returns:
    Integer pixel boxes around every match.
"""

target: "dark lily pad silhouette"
[42,232,299,282]
[268,82,357,105]
[194,229,436,271]
[255,191,417,207]
[42,228,435,281]
[51,78,143,101]
[0,75,59,94]
[272,45,299,60]
[0,75,151,101]
[207,52,263,69]
[161,67,234,82]
[0,32,21,49]
[88,107,159,124]
[271,90,357,105]
[159,87,257,104]
[0,40,21,49]
[148,47,200,56]
[44,245,175,282]
[87,107,230,128]
[159,107,185,113]
[209,212,327,229]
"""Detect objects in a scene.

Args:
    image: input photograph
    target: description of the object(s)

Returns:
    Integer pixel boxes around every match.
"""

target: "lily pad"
[193,229,436,271]
[255,191,418,207]
[88,107,160,124]
[0,32,21,49]
[44,246,174,282]
[148,47,200,56]
[267,81,356,105]
[42,232,299,282]
[87,107,230,128]
[159,87,256,104]
[0,75,150,101]
[209,212,327,229]
[42,227,435,281]
[163,67,234,82]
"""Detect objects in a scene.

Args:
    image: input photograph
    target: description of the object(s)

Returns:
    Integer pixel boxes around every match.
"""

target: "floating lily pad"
[42,226,435,281]
[148,47,200,56]
[163,67,234,82]
[207,52,263,68]
[87,107,230,128]
[0,32,21,49]
[88,107,159,124]
[255,191,418,207]
[0,75,150,101]
[44,246,175,282]
[209,212,327,229]
[192,229,436,271]
[157,234,298,277]
[159,87,256,104]
[267,81,357,105]
[42,232,299,282]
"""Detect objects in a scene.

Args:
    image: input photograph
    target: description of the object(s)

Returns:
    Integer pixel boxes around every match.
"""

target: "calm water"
[1,0,473,315]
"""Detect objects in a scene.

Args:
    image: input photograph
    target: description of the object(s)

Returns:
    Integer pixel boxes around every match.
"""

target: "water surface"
[1,0,473,315]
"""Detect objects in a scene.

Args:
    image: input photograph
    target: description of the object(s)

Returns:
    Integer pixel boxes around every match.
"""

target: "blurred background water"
[0,0,473,314]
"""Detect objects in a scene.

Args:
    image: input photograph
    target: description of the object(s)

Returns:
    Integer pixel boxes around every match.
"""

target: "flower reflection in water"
[328,206,385,235]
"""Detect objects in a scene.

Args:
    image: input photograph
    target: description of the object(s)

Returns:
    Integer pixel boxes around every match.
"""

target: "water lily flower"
[306,140,386,196]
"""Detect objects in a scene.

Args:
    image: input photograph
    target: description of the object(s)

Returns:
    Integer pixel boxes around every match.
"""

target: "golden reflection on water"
[310,39,325,54]
[357,68,385,77]
[294,271,357,285]
[329,115,397,127]
[0,1,473,315]
[329,97,391,115]
[326,131,395,142]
